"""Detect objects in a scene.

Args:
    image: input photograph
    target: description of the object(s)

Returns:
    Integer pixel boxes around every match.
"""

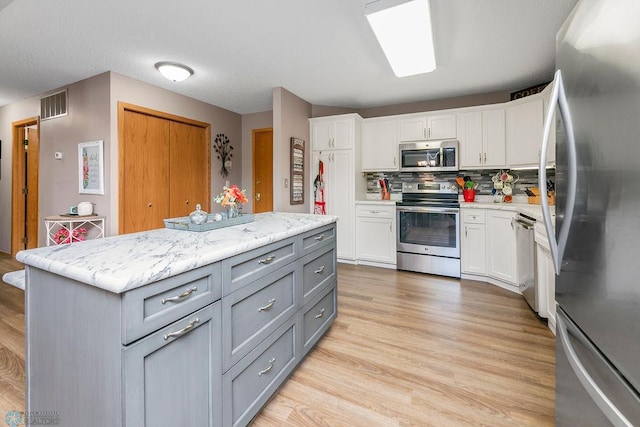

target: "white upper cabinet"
[361,118,398,171]
[311,115,357,150]
[506,97,544,168]
[399,114,456,141]
[457,108,505,169]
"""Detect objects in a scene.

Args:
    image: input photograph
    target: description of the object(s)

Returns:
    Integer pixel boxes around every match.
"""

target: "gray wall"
[272,87,311,213]
[240,110,273,213]
[109,72,242,232]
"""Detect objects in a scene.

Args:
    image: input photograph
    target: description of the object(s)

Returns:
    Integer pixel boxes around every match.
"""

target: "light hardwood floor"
[0,259,554,426]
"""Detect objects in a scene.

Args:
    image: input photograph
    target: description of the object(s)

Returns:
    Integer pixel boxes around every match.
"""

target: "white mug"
[503,185,513,196]
[494,181,503,190]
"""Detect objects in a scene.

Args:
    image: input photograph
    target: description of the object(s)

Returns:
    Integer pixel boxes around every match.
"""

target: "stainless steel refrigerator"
[538,0,640,425]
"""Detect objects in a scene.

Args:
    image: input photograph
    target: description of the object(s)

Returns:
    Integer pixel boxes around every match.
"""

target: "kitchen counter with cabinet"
[19,212,338,427]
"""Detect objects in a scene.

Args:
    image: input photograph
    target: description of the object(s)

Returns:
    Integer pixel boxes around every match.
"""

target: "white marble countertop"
[460,199,556,223]
[17,212,337,294]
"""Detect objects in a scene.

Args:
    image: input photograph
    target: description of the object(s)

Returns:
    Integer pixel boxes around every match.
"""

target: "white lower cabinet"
[486,210,518,285]
[535,222,556,332]
[461,209,486,275]
[355,204,396,266]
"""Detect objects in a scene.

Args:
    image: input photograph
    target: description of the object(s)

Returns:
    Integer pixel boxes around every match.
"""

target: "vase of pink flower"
[213,185,248,219]
[53,227,87,244]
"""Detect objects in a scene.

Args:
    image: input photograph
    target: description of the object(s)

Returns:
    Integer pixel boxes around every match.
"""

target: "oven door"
[397,206,460,258]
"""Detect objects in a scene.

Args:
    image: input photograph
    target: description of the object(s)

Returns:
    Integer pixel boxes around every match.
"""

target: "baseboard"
[355,259,396,270]
[461,273,520,295]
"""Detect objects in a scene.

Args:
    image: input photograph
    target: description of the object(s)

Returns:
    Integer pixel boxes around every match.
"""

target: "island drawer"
[301,245,336,305]
[302,281,337,354]
[462,209,486,224]
[222,316,298,427]
[222,237,298,295]
[356,204,395,219]
[301,224,336,256]
[122,263,222,344]
[222,262,298,371]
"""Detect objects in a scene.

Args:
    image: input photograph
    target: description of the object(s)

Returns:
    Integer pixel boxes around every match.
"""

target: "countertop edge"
[17,213,338,294]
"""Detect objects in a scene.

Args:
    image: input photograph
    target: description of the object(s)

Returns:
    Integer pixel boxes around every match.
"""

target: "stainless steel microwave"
[399,140,459,172]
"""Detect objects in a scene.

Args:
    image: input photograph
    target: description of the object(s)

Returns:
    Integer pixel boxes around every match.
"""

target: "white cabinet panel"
[507,98,544,167]
[486,211,517,285]
[355,204,396,265]
[457,108,505,169]
[310,116,355,150]
[361,119,398,171]
[399,114,456,141]
[461,208,486,275]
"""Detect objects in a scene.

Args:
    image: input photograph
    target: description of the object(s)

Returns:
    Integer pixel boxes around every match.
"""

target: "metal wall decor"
[290,137,304,204]
[214,133,233,177]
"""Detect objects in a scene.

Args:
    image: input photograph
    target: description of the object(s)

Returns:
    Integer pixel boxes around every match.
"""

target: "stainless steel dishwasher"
[515,213,537,313]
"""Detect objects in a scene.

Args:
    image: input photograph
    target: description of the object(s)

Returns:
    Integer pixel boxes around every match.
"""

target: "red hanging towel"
[314,159,326,215]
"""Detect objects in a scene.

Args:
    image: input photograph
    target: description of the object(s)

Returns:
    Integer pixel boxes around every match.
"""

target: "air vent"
[40,89,68,120]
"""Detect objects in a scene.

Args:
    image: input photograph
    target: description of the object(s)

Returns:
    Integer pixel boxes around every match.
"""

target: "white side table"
[44,215,106,246]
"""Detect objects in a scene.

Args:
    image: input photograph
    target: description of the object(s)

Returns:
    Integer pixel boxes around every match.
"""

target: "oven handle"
[397,206,459,214]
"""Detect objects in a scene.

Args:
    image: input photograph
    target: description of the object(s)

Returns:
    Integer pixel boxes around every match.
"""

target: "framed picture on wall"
[290,137,304,204]
[78,140,104,195]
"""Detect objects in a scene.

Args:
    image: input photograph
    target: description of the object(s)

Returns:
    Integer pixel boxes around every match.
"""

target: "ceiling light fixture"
[365,0,436,77]
[154,61,194,82]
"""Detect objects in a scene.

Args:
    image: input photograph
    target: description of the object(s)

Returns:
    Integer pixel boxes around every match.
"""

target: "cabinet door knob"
[314,266,325,274]
[148,203,152,208]
[185,200,189,205]
[315,308,326,319]
[257,255,275,264]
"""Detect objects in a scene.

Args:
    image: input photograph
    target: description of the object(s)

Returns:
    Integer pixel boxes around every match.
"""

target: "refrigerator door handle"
[557,315,633,427]
[539,69,578,275]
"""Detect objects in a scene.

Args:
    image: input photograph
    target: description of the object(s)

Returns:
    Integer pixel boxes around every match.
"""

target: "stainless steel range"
[396,181,460,278]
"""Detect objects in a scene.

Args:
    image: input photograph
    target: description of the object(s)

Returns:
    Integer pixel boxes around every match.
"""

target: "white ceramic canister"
[77,202,93,216]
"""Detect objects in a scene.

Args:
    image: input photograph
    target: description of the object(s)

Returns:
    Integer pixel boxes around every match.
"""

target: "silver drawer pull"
[258,358,276,376]
[258,255,276,264]
[315,308,326,319]
[257,298,276,312]
[314,266,325,274]
[161,286,197,304]
[163,318,199,341]
[314,234,325,241]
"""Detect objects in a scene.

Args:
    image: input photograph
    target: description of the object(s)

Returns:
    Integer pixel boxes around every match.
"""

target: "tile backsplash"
[366,169,555,197]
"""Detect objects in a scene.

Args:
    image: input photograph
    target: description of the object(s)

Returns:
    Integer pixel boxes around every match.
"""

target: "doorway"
[252,128,273,213]
[11,117,40,255]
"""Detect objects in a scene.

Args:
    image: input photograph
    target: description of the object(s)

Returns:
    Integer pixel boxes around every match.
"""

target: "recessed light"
[365,0,436,77]
[154,61,194,82]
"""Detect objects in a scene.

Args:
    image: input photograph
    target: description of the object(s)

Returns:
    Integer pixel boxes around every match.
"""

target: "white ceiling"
[0,0,578,114]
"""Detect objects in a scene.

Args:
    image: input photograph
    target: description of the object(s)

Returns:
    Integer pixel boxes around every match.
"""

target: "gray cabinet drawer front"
[122,263,222,344]
[301,246,336,304]
[301,224,336,256]
[223,262,298,371]
[303,281,337,354]
[123,301,222,427]
[223,317,298,427]
[222,237,297,295]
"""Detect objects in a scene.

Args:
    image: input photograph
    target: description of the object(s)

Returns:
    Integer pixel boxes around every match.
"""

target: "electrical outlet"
[284,179,289,188]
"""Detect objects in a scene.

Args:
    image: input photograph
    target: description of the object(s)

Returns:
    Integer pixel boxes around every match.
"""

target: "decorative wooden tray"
[163,213,254,232]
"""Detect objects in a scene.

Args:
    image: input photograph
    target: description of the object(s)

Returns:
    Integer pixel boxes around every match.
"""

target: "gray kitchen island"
[17,212,338,427]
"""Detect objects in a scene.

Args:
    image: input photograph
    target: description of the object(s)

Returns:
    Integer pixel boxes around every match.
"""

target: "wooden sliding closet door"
[119,102,211,235]
[120,110,170,234]
[169,121,209,217]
